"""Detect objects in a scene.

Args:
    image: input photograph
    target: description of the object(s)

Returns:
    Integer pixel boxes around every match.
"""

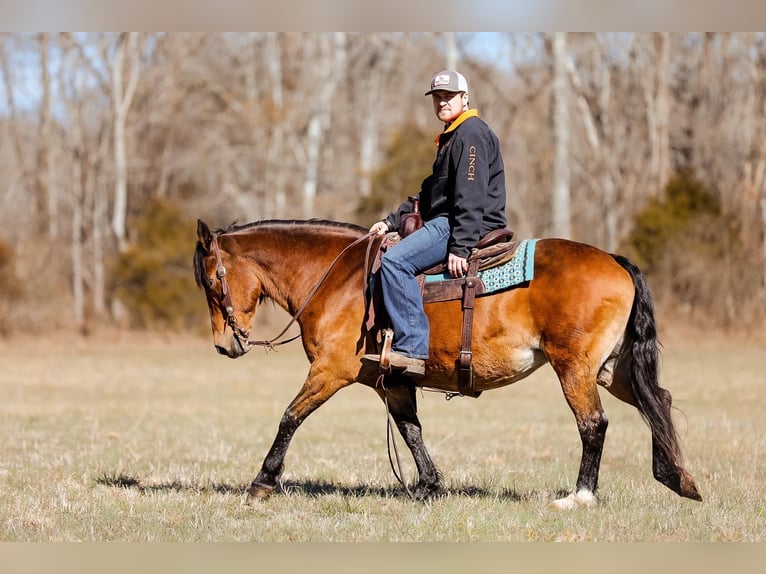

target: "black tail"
[612,255,701,500]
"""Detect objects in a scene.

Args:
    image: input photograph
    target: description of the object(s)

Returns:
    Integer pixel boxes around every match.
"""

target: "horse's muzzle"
[215,332,250,358]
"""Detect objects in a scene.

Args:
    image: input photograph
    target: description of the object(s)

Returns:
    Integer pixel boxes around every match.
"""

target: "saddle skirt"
[420,238,538,303]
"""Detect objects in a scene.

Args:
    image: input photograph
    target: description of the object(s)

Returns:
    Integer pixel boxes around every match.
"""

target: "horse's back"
[528,238,635,316]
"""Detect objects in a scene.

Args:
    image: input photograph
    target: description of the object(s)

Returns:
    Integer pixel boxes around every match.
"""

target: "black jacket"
[385,110,507,258]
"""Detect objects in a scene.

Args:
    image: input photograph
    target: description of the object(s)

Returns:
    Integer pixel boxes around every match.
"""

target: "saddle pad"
[425,238,538,293]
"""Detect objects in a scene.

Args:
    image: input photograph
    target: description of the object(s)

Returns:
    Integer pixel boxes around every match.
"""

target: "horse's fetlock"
[414,481,444,501]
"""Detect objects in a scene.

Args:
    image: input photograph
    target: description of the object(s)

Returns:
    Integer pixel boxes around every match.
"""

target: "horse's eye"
[207,278,215,288]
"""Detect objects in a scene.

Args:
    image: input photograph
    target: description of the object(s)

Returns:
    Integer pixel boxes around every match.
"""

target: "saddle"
[366,227,518,398]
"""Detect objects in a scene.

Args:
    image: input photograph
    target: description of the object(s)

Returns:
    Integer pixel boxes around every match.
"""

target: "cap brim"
[424,89,464,96]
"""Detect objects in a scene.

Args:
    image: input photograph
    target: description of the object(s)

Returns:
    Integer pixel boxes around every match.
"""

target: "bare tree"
[654,33,672,191]
[352,33,402,200]
[566,35,620,250]
[0,35,32,218]
[109,32,140,251]
[443,32,458,70]
[739,34,766,308]
[57,33,115,327]
[551,32,571,238]
[2,32,765,332]
[264,32,287,218]
[302,32,347,217]
[36,33,58,239]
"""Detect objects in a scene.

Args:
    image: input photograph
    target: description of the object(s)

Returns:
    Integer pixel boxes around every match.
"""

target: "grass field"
[0,331,764,542]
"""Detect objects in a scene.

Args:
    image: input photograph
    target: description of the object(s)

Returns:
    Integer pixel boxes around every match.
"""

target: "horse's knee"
[579,410,608,440]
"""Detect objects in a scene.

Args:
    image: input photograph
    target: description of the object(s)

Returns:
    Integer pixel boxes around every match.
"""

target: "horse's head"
[194,220,262,358]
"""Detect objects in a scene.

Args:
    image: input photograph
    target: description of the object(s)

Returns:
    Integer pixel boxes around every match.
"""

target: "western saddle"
[366,227,519,398]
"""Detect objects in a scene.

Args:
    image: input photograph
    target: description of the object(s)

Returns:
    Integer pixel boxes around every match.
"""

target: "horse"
[193,218,701,508]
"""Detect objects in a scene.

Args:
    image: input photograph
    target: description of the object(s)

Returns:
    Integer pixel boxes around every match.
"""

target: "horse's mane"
[222,219,367,235]
[194,218,368,289]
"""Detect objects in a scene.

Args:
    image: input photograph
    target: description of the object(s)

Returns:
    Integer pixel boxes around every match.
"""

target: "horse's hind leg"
[549,357,608,510]
[375,378,442,500]
[247,366,350,501]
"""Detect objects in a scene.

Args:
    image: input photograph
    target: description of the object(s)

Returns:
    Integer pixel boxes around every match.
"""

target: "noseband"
[209,229,377,351]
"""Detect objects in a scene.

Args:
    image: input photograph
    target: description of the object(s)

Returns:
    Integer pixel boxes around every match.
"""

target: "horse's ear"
[197,219,213,251]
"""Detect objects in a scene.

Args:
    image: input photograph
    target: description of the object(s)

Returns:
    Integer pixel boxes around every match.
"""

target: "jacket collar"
[435,109,479,145]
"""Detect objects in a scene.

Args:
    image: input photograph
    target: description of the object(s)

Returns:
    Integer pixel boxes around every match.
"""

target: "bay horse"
[193,218,701,508]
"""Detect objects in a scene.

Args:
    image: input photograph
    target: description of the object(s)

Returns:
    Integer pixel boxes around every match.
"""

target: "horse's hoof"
[413,483,444,501]
[246,482,276,502]
[551,489,597,510]
[680,469,702,501]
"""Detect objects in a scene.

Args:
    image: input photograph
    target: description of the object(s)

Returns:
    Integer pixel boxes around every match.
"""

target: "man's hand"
[448,253,468,278]
[370,221,389,235]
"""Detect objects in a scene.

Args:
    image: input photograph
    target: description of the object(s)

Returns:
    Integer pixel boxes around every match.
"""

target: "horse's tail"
[612,254,701,501]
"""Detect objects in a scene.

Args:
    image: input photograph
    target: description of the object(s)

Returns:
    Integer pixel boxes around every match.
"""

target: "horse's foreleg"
[247,369,349,501]
[551,363,608,510]
[376,379,442,500]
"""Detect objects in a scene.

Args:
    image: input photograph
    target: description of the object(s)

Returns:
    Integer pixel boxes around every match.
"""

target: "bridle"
[209,229,377,351]
[210,233,253,346]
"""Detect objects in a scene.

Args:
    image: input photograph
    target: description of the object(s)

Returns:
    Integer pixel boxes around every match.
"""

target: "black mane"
[194,218,368,289]
[222,218,367,235]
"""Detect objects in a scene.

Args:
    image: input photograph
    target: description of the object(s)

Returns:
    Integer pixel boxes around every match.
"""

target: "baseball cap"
[425,70,469,95]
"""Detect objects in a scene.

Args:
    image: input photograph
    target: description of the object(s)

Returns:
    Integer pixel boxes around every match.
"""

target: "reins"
[376,373,417,501]
[211,229,377,350]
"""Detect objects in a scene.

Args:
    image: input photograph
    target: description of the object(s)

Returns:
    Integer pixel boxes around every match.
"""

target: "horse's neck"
[237,226,363,315]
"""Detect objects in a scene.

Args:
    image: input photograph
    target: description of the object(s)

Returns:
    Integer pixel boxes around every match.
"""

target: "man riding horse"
[364,70,508,377]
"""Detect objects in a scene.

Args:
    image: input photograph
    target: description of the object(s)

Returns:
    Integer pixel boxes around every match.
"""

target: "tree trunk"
[640,33,671,195]
[655,33,671,189]
[357,33,398,201]
[71,146,85,333]
[265,32,287,218]
[761,193,766,311]
[302,32,346,218]
[0,39,31,202]
[443,32,458,70]
[61,36,89,332]
[37,33,57,239]
[552,32,571,239]
[110,32,140,252]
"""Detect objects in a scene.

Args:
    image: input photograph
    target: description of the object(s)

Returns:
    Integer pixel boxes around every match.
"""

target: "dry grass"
[0,332,764,541]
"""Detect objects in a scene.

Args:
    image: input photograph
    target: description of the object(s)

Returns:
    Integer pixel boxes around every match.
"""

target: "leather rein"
[210,229,377,351]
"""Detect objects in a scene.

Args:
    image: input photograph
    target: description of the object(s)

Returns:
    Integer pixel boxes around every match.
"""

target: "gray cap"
[425,70,469,95]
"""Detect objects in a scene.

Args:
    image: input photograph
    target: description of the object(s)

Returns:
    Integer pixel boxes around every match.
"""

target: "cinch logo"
[433,74,451,87]
[467,145,476,181]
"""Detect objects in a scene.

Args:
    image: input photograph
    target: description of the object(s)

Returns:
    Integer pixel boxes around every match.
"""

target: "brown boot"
[362,351,426,377]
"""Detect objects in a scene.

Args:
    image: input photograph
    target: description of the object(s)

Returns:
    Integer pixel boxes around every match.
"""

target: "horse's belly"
[425,293,545,390]
[473,346,548,390]
[426,341,546,392]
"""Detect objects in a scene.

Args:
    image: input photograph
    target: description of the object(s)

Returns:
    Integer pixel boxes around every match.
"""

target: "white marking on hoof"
[551,489,597,510]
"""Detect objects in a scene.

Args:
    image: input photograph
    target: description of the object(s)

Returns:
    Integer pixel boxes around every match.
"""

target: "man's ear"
[197,219,214,251]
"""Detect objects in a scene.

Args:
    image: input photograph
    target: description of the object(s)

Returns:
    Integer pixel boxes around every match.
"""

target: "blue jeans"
[379,216,451,359]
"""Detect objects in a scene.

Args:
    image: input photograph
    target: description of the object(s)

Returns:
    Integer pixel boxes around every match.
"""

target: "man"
[364,69,507,377]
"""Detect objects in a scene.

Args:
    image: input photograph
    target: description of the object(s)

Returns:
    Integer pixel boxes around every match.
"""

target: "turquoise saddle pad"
[424,238,538,294]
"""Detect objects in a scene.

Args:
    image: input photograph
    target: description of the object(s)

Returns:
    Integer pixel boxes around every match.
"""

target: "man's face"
[431,90,467,124]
